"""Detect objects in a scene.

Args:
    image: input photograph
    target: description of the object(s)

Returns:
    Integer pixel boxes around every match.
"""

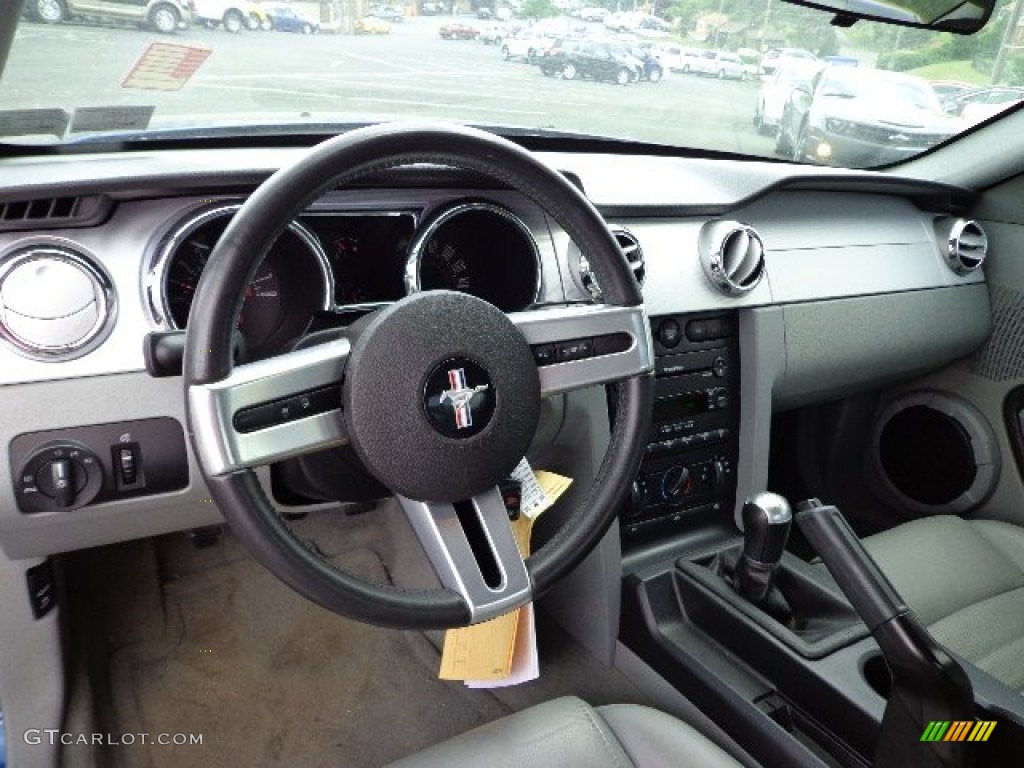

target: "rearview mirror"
[780,0,995,34]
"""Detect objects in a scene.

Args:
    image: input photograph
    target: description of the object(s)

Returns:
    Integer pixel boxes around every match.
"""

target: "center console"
[622,311,739,538]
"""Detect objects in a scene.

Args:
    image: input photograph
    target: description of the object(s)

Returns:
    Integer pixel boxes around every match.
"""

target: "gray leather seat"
[387,696,742,768]
[862,515,1024,692]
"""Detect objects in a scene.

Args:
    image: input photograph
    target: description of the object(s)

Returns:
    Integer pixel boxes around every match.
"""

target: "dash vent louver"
[578,225,645,300]
[945,219,987,276]
[0,195,110,232]
[698,220,766,296]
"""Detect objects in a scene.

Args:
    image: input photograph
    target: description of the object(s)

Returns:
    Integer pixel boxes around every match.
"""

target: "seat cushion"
[386,696,741,768]
[862,516,1024,691]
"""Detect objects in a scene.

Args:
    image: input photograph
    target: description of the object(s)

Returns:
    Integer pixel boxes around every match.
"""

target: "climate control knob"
[661,465,693,500]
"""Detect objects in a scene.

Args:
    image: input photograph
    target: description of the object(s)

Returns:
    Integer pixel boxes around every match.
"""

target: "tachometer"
[406,201,540,312]
[151,204,333,360]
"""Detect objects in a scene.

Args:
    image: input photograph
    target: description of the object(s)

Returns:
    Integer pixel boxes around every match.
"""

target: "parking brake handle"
[795,498,975,768]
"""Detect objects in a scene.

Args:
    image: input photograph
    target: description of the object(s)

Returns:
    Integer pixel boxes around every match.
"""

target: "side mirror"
[791,87,812,110]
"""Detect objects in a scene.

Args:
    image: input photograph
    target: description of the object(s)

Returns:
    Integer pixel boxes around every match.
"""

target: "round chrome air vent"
[945,219,987,275]
[577,225,645,301]
[698,220,765,297]
[0,239,115,361]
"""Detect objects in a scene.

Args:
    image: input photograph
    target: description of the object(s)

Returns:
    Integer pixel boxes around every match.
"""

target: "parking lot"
[2,15,776,156]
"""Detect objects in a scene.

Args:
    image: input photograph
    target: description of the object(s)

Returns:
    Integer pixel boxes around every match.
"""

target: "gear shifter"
[736,492,793,605]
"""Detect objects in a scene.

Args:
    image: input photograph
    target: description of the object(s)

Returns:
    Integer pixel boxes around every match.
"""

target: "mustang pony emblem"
[439,368,489,429]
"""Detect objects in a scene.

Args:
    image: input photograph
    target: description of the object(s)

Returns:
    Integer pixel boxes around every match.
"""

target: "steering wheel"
[183,123,654,629]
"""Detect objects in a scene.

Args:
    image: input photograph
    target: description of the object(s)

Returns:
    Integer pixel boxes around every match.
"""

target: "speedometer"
[151,204,333,360]
[406,201,540,312]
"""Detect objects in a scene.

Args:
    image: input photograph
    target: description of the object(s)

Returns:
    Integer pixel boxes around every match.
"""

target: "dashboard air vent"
[698,220,765,297]
[945,219,987,275]
[578,225,645,300]
[0,195,111,232]
[0,240,115,361]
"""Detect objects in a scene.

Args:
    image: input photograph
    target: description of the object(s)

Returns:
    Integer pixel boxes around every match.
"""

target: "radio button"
[658,319,681,349]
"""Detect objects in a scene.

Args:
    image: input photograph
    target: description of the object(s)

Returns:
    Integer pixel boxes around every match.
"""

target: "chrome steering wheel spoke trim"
[397,487,532,624]
[509,303,654,396]
[188,338,350,475]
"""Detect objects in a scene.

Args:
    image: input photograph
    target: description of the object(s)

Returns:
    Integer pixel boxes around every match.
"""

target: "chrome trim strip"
[397,487,532,624]
[404,200,543,308]
[0,238,117,362]
[509,303,654,396]
[145,201,334,329]
[187,338,350,476]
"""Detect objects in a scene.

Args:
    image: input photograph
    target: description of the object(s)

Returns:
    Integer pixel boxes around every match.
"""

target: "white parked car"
[754,60,822,134]
[688,50,745,79]
[193,0,266,32]
[654,44,701,73]
[501,30,554,63]
[578,6,608,22]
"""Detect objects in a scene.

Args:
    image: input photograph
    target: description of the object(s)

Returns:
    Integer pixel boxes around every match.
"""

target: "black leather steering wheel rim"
[184,123,654,629]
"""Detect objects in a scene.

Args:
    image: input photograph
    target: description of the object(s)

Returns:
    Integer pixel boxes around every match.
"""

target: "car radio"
[621,312,739,537]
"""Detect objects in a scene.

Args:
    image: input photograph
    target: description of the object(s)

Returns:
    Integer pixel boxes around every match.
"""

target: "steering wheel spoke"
[397,487,532,624]
[510,304,654,396]
[187,338,350,475]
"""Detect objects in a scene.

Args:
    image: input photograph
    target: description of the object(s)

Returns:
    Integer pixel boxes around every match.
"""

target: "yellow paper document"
[439,462,572,683]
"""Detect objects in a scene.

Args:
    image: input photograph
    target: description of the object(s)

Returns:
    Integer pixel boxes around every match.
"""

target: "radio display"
[654,392,708,422]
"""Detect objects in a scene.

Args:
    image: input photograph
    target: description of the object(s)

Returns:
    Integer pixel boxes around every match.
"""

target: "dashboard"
[0,145,994,558]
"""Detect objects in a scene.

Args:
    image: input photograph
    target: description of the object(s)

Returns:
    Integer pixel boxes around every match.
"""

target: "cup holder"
[862,652,892,699]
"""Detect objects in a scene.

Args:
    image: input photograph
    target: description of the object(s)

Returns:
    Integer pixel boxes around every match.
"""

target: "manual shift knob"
[741,492,793,566]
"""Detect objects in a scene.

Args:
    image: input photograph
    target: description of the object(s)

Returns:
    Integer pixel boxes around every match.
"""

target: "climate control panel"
[622,311,739,538]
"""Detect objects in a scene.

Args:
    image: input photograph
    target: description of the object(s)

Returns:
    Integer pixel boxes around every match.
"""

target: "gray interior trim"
[613,643,759,768]
[0,552,63,768]
[734,307,786,531]
[775,285,991,413]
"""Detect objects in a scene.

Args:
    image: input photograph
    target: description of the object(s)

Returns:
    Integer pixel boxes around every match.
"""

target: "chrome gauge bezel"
[404,200,542,310]
[145,201,334,330]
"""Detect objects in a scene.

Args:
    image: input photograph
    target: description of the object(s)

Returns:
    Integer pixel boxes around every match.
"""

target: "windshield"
[1,0,1021,168]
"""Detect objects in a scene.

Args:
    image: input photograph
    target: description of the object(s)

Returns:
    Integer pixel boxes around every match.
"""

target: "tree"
[520,0,558,19]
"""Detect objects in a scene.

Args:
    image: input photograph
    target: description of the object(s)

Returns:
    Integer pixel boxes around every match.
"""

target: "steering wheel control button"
[344,291,539,503]
[556,338,594,362]
[233,385,342,434]
[532,344,556,366]
[423,358,495,439]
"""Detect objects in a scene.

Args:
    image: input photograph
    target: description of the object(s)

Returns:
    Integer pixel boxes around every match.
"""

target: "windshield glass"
[1,0,1022,168]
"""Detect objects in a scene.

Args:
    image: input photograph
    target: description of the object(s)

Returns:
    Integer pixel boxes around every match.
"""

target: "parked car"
[654,43,701,73]
[635,15,670,35]
[478,23,506,45]
[776,66,960,166]
[760,47,818,76]
[930,80,974,113]
[578,6,608,22]
[688,49,744,79]
[355,16,392,34]
[611,42,664,82]
[23,0,193,33]
[953,86,1024,127]
[193,0,266,31]
[540,38,641,85]
[501,30,554,63]
[439,22,479,40]
[754,60,821,134]
[261,1,318,33]
[369,5,405,22]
